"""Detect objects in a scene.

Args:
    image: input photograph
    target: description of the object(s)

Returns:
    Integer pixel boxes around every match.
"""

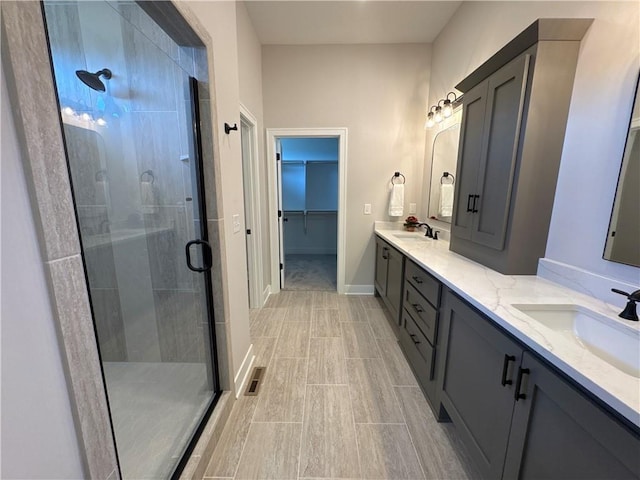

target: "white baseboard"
[234,344,255,398]
[538,258,639,306]
[344,284,375,295]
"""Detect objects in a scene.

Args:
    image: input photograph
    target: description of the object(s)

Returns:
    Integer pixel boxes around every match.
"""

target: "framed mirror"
[604,74,640,267]
[427,113,461,222]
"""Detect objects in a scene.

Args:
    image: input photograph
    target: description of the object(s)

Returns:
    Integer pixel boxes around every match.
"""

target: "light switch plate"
[409,203,417,214]
[364,203,372,215]
[232,214,241,233]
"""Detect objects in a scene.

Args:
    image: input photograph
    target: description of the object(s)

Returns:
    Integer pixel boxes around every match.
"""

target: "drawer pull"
[409,333,421,345]
[514,367,530,401]
[501,354,516,386]
[412,276,423,284]
[412,303,424,313]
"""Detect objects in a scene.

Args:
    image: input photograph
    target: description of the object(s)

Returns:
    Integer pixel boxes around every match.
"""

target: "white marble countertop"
[375,226,640,428]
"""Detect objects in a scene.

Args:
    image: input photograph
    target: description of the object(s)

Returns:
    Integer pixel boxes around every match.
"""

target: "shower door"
[42,2,219,478]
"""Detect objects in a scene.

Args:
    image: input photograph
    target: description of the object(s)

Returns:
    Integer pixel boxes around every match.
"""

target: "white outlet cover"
[409,203,417,214]
[364,203,372,215]
[232,214,241,233]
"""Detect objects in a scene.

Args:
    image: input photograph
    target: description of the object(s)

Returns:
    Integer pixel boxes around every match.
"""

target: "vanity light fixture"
[442,92,458,118]
[425,92,463,128]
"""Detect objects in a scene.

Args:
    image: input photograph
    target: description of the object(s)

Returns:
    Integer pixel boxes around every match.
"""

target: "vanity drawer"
[403,309,435,377]
[404,282,438,345]
[405,260,440,308]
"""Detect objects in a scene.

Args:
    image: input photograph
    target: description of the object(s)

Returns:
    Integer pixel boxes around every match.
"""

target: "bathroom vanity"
[374,227,640,480]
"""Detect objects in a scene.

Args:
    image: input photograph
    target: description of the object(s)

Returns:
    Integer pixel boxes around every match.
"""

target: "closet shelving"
[282,159,338,236]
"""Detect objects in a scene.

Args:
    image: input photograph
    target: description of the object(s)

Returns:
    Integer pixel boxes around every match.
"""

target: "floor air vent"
[244,367,265,396]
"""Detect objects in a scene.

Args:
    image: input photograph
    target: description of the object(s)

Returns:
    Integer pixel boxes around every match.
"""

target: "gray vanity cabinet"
[449,19,593,274]
[374,236,404,328]
[503,352,640,480]
[439,288,640,480]
[438,289,524,479]
[399,260,442,413]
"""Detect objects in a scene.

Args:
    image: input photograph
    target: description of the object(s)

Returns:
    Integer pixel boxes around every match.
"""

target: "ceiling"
[243,1,462,45]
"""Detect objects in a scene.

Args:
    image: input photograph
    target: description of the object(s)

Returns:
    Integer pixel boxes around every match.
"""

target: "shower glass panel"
[42,2,219,478]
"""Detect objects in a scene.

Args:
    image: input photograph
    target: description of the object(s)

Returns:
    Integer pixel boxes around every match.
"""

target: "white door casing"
[266,128,348,294]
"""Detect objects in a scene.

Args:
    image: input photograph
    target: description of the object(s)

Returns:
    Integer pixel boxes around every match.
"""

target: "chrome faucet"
[612,288,640,321]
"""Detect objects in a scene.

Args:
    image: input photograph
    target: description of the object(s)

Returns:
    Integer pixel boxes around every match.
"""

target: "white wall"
[1,63,85,479]
[429,1,640,298]
[236,1,271,295]
[262,44,431,290]
[185,1,252,392]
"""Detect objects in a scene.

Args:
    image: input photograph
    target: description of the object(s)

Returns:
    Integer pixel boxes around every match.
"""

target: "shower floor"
[284,254,337,291]
[103,362,212,479]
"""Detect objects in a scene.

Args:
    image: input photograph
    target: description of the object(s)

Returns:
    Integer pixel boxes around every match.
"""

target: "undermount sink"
[392,232,429,241]
[512,304,640,378]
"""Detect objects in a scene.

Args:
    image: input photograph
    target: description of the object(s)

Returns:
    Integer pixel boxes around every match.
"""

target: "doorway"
[240,105,264,308]
[267,128,348,294]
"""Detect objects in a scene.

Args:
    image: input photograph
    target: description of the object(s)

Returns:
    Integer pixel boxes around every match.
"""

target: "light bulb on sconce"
[425,106,437,129]
[442,92,458,118]
[434,105,443,123]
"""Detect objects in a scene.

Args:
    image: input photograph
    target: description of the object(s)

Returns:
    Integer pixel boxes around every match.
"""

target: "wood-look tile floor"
[203,291,479,480]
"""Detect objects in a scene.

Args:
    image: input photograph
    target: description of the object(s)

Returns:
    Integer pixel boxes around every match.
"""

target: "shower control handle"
[185,239,213,272]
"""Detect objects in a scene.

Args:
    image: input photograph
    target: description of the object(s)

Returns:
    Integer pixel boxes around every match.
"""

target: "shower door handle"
[185,239,213,272]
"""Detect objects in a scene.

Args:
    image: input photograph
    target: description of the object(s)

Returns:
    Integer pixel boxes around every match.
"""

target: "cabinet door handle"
[409,333,421,345]
[514,367,530,401]
[466,194,474,212]
[501,354,516,386]
[382,247,389,260]
[472,194,480,213]
[412,303,424,314]
[412,276,423,284]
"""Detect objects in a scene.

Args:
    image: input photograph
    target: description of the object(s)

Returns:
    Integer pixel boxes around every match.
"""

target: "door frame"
[239,104,264,308]
[266,128,348,294]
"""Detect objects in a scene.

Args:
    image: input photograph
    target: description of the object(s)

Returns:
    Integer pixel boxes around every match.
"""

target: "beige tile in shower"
[252,357,307,422]
[355,423,424,479]
[307,337,347,385]
[234,422,302,480]
[299,385,361,479]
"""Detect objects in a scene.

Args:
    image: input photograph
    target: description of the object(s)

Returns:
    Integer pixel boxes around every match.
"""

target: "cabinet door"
[451,81,488,241]
[385,245,404,323]
[472,53,530,250]
[374,239,388,296]
[504,352,640,480]
[438,290,523,480]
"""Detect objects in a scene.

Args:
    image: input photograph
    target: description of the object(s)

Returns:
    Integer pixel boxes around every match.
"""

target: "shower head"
[75,68,112,92]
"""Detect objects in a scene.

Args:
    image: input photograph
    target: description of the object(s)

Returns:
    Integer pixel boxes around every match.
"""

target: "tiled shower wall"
[45,1,211,363]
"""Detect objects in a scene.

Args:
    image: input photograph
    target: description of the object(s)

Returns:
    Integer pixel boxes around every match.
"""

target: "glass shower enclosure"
[42,1,219,477]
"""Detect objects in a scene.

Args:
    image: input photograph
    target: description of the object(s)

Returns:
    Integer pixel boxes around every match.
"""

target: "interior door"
[276,138,285,288]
